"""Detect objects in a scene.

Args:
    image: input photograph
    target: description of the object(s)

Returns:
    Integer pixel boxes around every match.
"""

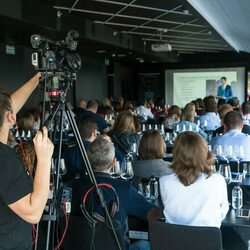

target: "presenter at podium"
[217,76,233,102]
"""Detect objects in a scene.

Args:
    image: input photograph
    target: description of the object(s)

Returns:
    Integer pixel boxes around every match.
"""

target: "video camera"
[31,30,81,75]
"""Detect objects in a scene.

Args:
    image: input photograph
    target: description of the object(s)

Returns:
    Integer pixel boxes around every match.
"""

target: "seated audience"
[164,105,181,130]
[122,99,134,112]
[210,111,250,161]
[173,103,207,139]
[132,130,172,180]
[217,98,226,108]
[76,100,110,134]
[242,100,250,125]
[198,96,220,130]
[64,116,123,179]
[133,115,141,133]
[113,101,123,113]
[213,104,233,136]
[135,99,154,122]
[74,99,87,116]
[228,97,240,111]
[108,111,141,157]
[71,139,160,250]
[97,97,111,114]
[160,131,229,228]
[195,98,206,116]
[213,104,250,136]
[149,100,159,118]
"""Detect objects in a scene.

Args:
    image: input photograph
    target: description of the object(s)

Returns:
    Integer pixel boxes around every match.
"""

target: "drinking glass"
[224,144,233,163]
[234,145,244,173]
[182,124,186,132]
[138,183,144,195]
[176,124,180,133]
[213,145,223,163]
[243,163,247,177]
[110,161,121,178]
[218,164,232,185]
[144,184,151,199]
[187,124,192,131]
[120,161,134,180]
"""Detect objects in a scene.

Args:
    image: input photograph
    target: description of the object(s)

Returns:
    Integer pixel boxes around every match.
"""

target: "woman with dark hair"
[198,95,220,130]
[164,105,181,130]
[122,99,134,112]
[196,98,206,116]
[0,73,54,249]
[108,111,140,156]
[132,130,172,179]
[160,132,228,228]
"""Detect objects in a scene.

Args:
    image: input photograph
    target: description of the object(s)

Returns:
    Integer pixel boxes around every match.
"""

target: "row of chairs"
[59,216,225,250]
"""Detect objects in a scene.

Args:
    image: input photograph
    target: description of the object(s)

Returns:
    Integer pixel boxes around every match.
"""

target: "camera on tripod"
[31,30,81,76]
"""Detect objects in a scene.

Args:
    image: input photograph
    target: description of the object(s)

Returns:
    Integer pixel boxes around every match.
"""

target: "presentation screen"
[165,67,245,108]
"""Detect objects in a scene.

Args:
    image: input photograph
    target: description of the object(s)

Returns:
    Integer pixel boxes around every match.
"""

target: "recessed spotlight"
[182,9,189,14]
[139,59,144,63]
[112,53,116,57]
[97,50,106,53]
[208,30,212,34]
[163,29,168,33]
[113,31,118,36]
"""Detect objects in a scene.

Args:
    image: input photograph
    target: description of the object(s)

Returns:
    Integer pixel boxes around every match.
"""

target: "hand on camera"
[33,127,54,161]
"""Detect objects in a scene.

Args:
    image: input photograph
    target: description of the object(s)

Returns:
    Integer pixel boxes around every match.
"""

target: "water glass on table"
[218,164,232,185]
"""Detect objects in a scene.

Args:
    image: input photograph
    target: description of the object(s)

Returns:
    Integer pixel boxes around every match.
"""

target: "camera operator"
[0,73,54,250]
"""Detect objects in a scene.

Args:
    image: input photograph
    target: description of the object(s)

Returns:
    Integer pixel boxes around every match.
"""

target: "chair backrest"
[149,221,222,250]
[59,215,126,250]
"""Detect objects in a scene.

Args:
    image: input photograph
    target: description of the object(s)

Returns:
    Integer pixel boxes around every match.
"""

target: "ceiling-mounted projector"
[151,43,172,52]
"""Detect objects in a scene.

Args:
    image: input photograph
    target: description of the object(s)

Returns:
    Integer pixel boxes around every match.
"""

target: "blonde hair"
[112,111,135,133]
[181,103,195,123]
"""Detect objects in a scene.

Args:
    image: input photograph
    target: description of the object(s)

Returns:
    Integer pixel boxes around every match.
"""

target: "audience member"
[228,97,240,111]
[164,105,181,130]
[122,99,134,112]
[75,99,87,116]
[135,99,154,122]
[108,111,141,157]
[97,97,111,114]
[173,103,206,138]
[213,104,233,136]
[198,96,220,130]
[195,98,206,116]
[133,115,141,133]
[17,112,35,131]
[133,130,172,181]
[149,100,159,119]
[71,139,160,250]
[213,104,250,136]
[210,111,250,161]
[217,98,226,108]
[160,132,228,228]
[64,116,123,179]
[76,100,110,134]
[242,100,250,125]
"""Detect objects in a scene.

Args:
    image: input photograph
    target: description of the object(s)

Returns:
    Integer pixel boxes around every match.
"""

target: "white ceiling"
[188,0,250,53]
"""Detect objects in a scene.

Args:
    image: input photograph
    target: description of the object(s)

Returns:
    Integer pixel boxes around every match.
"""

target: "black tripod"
[40,84,122,250]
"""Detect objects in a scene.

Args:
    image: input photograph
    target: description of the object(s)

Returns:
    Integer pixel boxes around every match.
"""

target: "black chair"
[149,221,223,250]
[59,215,126,250]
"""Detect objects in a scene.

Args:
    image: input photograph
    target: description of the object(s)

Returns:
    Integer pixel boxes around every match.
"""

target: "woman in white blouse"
[160,131,229,228]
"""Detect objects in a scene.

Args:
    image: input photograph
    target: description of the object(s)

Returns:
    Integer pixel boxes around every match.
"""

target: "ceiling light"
[208,30,212,35]
[117,54,126,57]
[112,53,116,57]
[163,29,168,33]
[182,9,189,14]
[139,59,144,63]
[97,50,106,53]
